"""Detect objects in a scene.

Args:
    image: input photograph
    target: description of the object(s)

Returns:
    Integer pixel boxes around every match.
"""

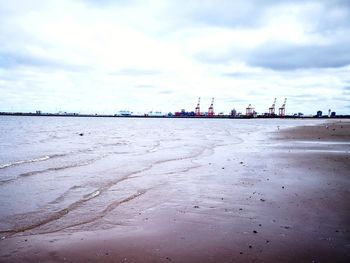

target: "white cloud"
[0,0,349,115]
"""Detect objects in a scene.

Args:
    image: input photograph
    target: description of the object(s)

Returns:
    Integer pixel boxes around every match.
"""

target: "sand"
[0,120,349,263]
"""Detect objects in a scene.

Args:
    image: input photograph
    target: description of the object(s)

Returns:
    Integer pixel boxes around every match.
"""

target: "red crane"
[246,104,254,116]
[195,97,201,116]
[279,98,287,116]
[208,98,214,116]
[269,98,277,116]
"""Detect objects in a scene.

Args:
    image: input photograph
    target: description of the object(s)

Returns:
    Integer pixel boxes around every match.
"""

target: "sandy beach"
[0,118,349,263]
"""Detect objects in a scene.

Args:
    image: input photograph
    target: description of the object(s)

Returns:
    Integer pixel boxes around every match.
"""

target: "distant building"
[148,111,164,117]
[230,109,237,117]
[36,110,42,115]
[331,112,336,117]
[174,109,195,116]
[316,111,322,117]
[116,110,132,116]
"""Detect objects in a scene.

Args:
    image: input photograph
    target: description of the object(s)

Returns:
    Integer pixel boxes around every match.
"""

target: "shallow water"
[0,116,335,237]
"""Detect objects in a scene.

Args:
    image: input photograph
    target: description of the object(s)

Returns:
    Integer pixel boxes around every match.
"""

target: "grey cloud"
[199,40,350,70]
[222,72,251,78]
[82,0,135,8]
[173,1,266,29]
[289,94,317,99]
[134,84,156,89]
[246,42,350,70]
[312,1,350,32]
[0,51,89,71]
[165,0,350,31]
[221,72,266,80]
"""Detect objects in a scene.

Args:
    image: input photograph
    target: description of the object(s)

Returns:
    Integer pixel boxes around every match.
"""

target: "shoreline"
[0,120,349,262]
[1,112,350,119]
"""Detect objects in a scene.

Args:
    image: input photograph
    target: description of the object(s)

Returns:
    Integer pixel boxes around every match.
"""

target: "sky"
[0,0,349,115]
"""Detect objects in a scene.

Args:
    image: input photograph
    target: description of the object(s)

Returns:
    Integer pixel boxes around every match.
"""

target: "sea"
[0,116,328,237]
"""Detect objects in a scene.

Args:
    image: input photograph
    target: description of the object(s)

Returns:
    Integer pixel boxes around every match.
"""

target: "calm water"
[0,116,326,236]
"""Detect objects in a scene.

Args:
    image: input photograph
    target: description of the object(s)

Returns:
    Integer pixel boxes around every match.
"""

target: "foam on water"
[0,155,51,169]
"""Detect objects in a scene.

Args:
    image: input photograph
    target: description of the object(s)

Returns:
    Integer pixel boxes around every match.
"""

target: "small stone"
[240,161,244,164]
[79,133,84,136]
[259,224,262,227]
[222,167,225,169]
[249,245,252,249]
[260,198,266,202]
[266,240,270,243]
[194,205,199,208]
[221,197,224,200]
[24,239,27,242]
[239,252,243,255]
[282,186,285,189]
[239,208,243,211]
[253,230,258,234]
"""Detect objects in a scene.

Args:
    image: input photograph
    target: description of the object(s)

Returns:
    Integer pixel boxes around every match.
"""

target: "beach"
[0,117,349,262]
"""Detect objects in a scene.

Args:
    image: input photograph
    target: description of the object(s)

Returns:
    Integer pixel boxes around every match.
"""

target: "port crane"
[195,97,201,116]
[208,98,214,116]
[279,98,287,116]
[269,98,277,116]
[246,104,255,116]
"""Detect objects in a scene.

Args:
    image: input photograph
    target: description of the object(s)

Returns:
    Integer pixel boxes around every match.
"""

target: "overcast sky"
[0,0,349,115]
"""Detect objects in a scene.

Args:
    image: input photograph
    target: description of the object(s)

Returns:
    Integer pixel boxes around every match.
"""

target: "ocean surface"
[0,116,328,237]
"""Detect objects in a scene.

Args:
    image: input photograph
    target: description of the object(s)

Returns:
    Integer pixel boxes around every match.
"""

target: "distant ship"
[147,111,165,117]
[115,110,133,116]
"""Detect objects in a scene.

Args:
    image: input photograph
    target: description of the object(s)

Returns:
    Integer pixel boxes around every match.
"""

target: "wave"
[0,139,131,170]
[0,189,147,237]
[0,144,215,237]
[18,158,99,178]
[0,156,50,169]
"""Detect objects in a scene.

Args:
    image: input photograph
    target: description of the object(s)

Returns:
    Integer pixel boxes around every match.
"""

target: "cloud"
[0,0,349,114]
[246,41,350,70]
[110,68,161,76]
[159,90,173,95]
[134,84,157,89]
[0,51,89,71]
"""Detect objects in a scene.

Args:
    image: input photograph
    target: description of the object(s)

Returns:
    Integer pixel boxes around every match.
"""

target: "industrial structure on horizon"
[173,97,292,118]
[1,97,342,118]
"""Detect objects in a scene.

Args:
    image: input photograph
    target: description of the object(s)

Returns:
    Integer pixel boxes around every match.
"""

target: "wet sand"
[0,120,349,262]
